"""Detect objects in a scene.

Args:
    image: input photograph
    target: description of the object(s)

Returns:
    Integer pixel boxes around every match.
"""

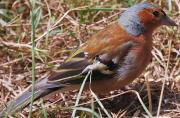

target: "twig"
[144,71,153,114]
[157,39,172,117]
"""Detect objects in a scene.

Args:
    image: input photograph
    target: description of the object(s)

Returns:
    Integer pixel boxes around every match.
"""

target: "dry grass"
[0,0,179,117]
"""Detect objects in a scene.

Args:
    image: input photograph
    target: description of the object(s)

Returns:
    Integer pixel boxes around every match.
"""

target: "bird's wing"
[47,42,133,88]
[47,50,93,82]
[44,22,135,86]
[46,48,116,84]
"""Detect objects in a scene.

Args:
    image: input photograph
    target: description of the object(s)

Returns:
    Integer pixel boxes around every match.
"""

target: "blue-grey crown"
[119,2,154,36]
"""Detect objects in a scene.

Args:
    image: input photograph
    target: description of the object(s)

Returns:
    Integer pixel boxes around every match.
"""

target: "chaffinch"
[0,2,177,116]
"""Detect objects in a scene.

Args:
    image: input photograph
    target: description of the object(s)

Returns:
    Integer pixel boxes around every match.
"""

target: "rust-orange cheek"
[138,9,155,26]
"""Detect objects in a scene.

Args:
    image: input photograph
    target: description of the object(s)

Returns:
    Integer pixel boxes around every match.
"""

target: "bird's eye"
[152,11,160,17]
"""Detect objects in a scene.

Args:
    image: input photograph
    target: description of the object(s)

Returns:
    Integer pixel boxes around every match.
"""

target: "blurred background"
[0,0,179,117]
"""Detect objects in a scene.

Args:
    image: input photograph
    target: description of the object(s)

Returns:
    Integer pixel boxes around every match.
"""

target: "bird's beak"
[162,16,178,26]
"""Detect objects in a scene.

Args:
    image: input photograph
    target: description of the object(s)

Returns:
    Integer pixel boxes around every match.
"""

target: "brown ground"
[0,0,179,118]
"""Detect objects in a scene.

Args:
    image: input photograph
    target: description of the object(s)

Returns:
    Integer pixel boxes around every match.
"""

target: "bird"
[0,2,177,116]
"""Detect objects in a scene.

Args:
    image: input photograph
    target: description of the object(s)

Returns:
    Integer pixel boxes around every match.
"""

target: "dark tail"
[0,78,62,117]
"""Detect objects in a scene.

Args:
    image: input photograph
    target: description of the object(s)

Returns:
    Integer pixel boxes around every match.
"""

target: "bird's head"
[119,2,177,36]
